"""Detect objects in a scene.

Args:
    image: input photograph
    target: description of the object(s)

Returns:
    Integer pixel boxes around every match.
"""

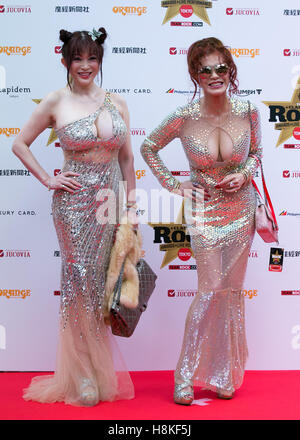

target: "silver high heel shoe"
[79,378,98,406]
[173,382,194,405]
[217,388,234,400]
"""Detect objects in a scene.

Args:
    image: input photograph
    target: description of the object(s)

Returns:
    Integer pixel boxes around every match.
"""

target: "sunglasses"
[198,63,229,77]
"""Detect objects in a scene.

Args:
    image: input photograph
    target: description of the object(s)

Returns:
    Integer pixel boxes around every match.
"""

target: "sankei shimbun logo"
[263,76,300,147]
[0,4,32,13]
[112,6,147,16]
[226,7,260,16]
[229,47,260,58]
[0,46,31,56]
[283,49,300,57]
[0,289,31,299]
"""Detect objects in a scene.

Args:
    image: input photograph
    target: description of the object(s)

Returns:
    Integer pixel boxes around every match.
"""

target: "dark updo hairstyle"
[187,37,238,100]
[59,28,107,88]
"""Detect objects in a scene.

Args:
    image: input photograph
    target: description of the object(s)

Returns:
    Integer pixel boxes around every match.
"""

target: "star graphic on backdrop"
[148,200,194,269]
[161,1,212,25]
[262,76,300,147]
[32,99,58,146]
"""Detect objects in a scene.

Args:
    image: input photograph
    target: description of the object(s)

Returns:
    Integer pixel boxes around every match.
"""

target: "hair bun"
[59,29,73,44]
[97,27,107,44]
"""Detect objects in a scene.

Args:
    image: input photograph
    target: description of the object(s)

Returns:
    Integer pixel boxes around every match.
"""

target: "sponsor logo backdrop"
[1,0,300,371]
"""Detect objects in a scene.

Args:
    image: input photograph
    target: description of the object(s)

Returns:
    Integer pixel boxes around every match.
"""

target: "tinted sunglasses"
[198,63,229,77]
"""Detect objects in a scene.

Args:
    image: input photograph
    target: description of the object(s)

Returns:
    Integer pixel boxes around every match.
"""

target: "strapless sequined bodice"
[54,92,127,163]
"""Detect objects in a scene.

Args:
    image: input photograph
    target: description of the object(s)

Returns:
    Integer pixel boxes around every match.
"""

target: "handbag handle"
[252,160,279,231]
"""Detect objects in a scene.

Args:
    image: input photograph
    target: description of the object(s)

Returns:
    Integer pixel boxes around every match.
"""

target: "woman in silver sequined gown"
[141,38,262,401]
[12,29,135,406]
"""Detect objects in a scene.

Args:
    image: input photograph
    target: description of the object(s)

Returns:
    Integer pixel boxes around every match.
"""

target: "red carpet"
[1,370,300,420]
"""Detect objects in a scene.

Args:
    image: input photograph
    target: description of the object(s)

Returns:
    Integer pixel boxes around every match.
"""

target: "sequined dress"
[141,97,262,396]
[23,92,134,406]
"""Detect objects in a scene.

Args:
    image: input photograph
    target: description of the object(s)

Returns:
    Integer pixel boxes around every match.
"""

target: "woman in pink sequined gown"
[12,28,136,406]
[141,38,262,402]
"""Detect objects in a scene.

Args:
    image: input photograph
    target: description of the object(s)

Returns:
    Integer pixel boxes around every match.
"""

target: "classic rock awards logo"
[161,1,213,25]
[263,76,300,147]
[149,203,194,269]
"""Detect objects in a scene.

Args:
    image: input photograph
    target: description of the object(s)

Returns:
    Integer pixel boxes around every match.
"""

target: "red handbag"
[252,162,279,244]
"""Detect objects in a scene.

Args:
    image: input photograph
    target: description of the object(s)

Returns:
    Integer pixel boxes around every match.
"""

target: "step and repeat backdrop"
[1,0,300,371]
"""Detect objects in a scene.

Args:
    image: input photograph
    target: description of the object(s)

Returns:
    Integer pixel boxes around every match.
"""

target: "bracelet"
[240,169,250,184]
[172,180,181,191]
[125,201,137,208]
